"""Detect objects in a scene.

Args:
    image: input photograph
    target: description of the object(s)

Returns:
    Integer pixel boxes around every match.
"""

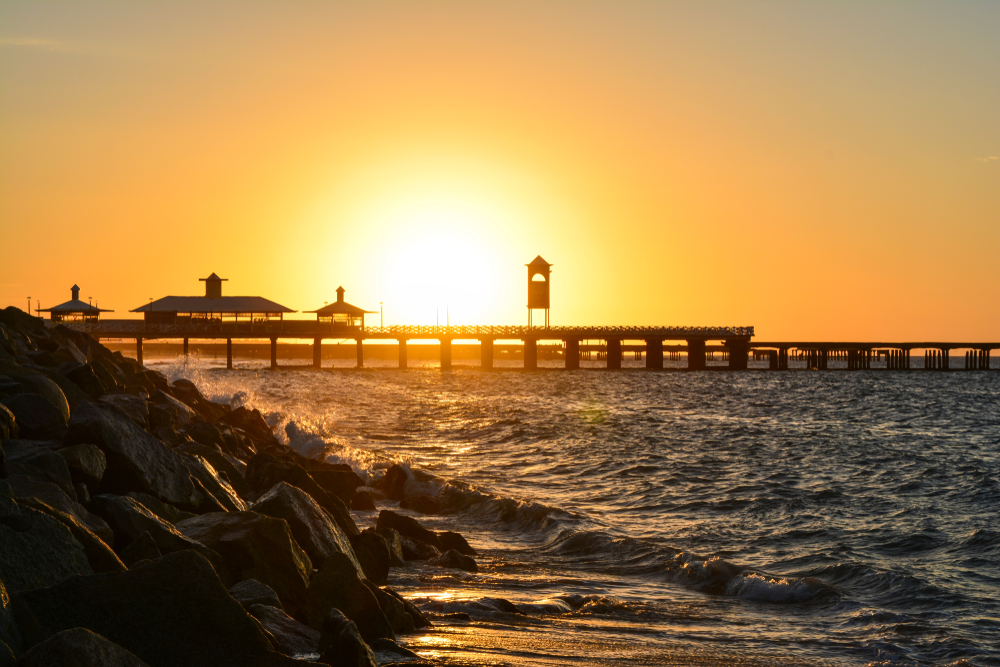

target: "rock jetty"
[0,307,473,666]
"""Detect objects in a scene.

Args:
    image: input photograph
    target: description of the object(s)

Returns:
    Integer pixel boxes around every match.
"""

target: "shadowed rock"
[349,529,391,586]
[63,364,108,400]
[176,512,311,614]
[17,497,125,574]
[375,465,407,502]
[7,476,113,545]
[229,579,282,611]
[0,394,66,441]
[125,492,196,525]
[4,439,77,499]
[364,583,414,635]
[350,490,376,511]
[399,537,440,561]
[438,531,477,557]
[308,469,364,506]
[99,394,150,429]
[373,527,406,567]
[0,494,93,593]
[375,511,443,551]
[0,363,69,421]
[1,571,23,656]
[382,588,431,629]
[66,402,199,510]
[399,494,440,515]
[247,604,320,657]
[303,553,393,643]
[15,627,150,667]
[175,442,250,499]
[219,408,278,449]
[428,549,477,573]
[58,444,107,493]
[181,454,246,513]
[316,608,376,667]
[119,531,162,567]
[0,404,18,440]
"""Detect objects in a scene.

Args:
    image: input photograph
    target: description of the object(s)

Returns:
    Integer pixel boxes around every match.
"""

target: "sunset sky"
[1,2,997,339]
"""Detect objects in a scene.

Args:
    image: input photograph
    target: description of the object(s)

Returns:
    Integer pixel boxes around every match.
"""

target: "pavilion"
[305,287,375,331]
[40,285,113,322]
[130,273,295,324]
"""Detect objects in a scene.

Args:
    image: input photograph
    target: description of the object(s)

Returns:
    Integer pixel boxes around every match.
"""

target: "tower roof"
[526,255,551,267]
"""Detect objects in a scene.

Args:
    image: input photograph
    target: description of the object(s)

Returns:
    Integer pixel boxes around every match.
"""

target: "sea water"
[154,355,1000,666]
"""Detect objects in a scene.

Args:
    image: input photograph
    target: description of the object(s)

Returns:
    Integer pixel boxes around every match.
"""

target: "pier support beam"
[183,338,189,356]
[524,339,538,370]
[767,350,778,370]
[606,339,622,370]
[313,338,322,369]
[270,337,278,370]
[941,348,950,371]
[440,339,452,371]
[779,348,788,370]
[226,338,232,370]
[727,341,749,370]
[645,339,663,370]
[480,339,494,370]
[565,339,580,370]
[687,340,706,370]
[136,337,143,366]
[398,339,408,369]
[355,339,363,368]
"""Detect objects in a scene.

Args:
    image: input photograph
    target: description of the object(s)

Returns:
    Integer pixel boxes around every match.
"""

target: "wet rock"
[364,583,414,635]
[252,482,363,575]
[229,579,283,611]
[123,370,169,397]
[191,477,228,513]
[181,454,246,513]
[63,363,108,400]
[31,365,90,412]
[382,588,431,629]
[0,363,69,421]
[438,531,477,557]
[349,529,391,585]
[125,492,196,525]
[8,550,292,667]
[175,442,250,499]
[399,536,440,561]
[219,407,278,449]
[351,490,376,511]
[88,495,224,575]
[176,512,312,614]
[0,495,93,593]
[119,531,162,567]
[98,394,149,429]
[17,497,125,574]
[169,379,229,424]
[247,604,320,657]
[91,356,126,390]
[0,394,66,441]
[316,608,376,667]
[308,469,364,506]
[0,404,16,440]
[66,401,199,509]
[14,627,150,667]
[303,553,394,643]
[148,391,196,431]
[4,439,76,498]
[399,494,440,515]
[369,637,421,660]
[58,444,107,493]
[7,477,113,544]
[375,510,443,551]
[1,573,23,656]
[373,527,406,567]
[428,549,477,573]
[376,465,408,502]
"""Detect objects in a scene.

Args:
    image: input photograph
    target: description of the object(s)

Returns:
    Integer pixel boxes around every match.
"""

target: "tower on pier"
[526,255,551,328]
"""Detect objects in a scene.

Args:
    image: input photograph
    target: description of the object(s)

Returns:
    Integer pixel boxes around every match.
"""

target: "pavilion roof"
[130,296,295,314]
[305,301,375,316]
[40,299,113,313]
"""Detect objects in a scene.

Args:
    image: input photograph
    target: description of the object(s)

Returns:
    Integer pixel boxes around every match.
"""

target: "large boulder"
[176,512,312,614]
[247,604,320,657]
[373,527,406,567]
[0,363,69,421]
[349,530,391,586]
[6,477,113,544]
[88,495,225,576]
[382,588,431,629]
[63,363,108,400]
[119,531,162,567]
[58,444,107,493]
[125,492,196,525]
[302,553,394,643]
[3,439,77,499]
[14,627,150,667]
[65,401,199,509]
[316,609,376,667]
[399,495,440,515]
[148,391,196,431]
[439,531,477,556]
[8,551,297,667]
[0,404,17,440]
[0,394,66,441]
[428,549,478,573]
[175,442,250,499]
[375,465,407,502]
[229,579,283,611]
[17,497,125,574]
[308,469,364,506]
[0,494,93,593]
[169,380,229,424]
[180,454,246,513]
[252,482,363,575]
[219,408,277,449]
[364,583,414,635]
[98,394,149,430]
[1,575,22,657]
[375,511,443,551]
[350,490,376,511]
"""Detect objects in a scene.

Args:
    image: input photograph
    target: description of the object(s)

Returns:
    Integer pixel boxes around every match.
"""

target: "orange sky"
[1,2,997,339]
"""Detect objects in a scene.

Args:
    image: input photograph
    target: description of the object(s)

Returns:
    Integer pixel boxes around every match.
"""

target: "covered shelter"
[306,287,375,331]
[130,273,295,324]
[40,284,113,322]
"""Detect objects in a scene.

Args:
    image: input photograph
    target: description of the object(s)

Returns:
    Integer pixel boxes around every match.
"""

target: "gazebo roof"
[526,255,551,267]
[305,286,375,316]
[40,299,113,314]
[130,296,295,314]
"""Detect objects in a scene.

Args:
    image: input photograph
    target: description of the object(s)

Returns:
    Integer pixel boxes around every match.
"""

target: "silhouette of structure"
[39,284,113,322]
[526,256,551,328]
[305,286,376,368]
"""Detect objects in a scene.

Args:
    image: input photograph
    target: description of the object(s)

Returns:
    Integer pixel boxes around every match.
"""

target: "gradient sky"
[1,2,997,339]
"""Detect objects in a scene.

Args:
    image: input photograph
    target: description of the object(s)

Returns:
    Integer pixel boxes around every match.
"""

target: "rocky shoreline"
[0,307,480,667]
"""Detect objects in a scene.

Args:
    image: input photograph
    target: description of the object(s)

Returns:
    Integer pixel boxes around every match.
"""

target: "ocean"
[153,354,1000,666]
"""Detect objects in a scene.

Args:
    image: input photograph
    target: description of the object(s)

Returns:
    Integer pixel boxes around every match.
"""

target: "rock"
[0,394,66,441]
[63,363,108,399]
[351,490,376,511]
[14,627,150,667]
[74,481,90,503]
[229,579,283,611]
[246,453,359,537]
[399,536,440,561]
[3,439,77,499]
[30,365,90,412]
[252,482,363,575]
[303,553,393,643]
[399,494,440,515]
[219,408,278,448]
[373,527,406,567]
[181,454,246,513]
[190,478,228,513]
[0,495,93,593]
[88,495,225,576]
[375,511,443,551]
[247,604,320,657]
[369,637,421,660]
[8,550,294,667]
[0,404,16,440]
[24,351,58,368]
[438,531,477,557]
[349,529,391,585]
[316,608,377,667]
[17,497,126,574]
[176,512,312,614]
[364,582,414,635]
[382,588,431,629]
[0,363,69,421]
[58,444,107,492]
[1,575,23,656]
[119,531,162,567]
[91,356,126,390]
[169,380,229,424]
[308,469,364,506]
[429,549,478,573]
[7,477,113,544]
[125,492,196,525]
[0,643,12,667]
[98,394,149,429]
[175,442,250,499]
[65,401,199,510]
[376,465,408,502]
[148,391,196,431]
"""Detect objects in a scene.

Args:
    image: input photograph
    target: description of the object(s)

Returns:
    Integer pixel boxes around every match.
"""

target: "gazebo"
[131,273,295,325]
[306,287,375,331]
[40,285,113,322]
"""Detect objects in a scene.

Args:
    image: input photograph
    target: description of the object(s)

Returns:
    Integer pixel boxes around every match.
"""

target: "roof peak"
[526,255,551,266]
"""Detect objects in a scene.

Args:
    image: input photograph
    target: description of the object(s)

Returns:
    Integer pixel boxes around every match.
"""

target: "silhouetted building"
[40,284,113,322]
[526,255,551,327]
[306,287,375,331]
[131,273,295,324]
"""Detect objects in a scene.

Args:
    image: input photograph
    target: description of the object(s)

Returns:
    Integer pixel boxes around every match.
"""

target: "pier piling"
[480,339,494,370]
[441,339,452,371]
[398,339,408,369]
[356,339,364,368]
[270,337,277,370]
[607,339,622,370]
[565,339,580,370]
[136,337,143,366]
[687,340,706,370]
[226,338,232,370]
[183,338,189,356]
[646,339,663,369]
[313,338,321,368]
[524,339,538,370]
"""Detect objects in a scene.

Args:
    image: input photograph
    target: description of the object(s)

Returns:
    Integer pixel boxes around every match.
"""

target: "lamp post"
[380,302,383,328]
[27,296,31,316]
